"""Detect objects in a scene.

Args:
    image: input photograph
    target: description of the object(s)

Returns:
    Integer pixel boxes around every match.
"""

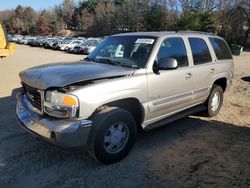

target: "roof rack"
[176,30,216,36]
[158,31,177,34]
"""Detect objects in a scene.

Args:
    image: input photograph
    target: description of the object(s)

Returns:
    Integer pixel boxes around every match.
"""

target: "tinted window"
[157,38,188,67]
[189,38,212,65]
[209,37,232,60]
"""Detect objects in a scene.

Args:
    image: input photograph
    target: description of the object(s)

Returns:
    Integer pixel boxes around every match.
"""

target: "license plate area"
[17,101,34,128]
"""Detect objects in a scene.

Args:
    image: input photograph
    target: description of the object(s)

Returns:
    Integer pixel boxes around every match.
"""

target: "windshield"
[88,36,157,69]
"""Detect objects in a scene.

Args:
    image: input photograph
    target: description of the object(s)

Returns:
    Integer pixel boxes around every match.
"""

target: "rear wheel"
[87,107,137,164]
[205,85,224,117]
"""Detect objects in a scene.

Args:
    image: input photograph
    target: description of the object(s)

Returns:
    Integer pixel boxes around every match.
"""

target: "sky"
[0,0,65,11]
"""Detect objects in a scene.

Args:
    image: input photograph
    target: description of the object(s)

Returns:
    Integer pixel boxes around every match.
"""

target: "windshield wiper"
[94,57,122,67]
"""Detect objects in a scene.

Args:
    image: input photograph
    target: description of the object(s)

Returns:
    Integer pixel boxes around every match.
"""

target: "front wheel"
[87,107,137,164]
[205,85,224,117]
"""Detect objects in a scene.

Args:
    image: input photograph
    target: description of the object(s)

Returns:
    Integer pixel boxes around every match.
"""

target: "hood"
[19,61,135,90]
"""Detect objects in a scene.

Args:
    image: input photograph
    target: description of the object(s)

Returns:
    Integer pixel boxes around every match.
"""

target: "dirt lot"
[0,44,250,188]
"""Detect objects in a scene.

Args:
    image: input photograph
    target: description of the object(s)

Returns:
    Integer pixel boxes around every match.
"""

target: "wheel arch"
[90,98,145,128]
[212,77,227,92]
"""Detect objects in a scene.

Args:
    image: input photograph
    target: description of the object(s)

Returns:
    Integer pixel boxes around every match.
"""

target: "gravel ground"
[0,45,250,188]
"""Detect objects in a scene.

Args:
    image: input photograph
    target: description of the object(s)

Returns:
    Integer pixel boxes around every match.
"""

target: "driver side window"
[157,37,188,67]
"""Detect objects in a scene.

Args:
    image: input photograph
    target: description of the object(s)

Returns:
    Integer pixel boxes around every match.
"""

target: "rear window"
[189,38,212,65]
[209,37,232,60]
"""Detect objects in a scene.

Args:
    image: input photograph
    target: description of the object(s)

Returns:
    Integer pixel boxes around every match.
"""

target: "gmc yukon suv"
[16,31,234,164]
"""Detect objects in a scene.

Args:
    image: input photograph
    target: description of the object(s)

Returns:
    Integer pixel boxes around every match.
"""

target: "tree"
[62,0,75,29]
[78,0,98,13]
[54,5,65,32]
[38,11,49,35]
[0,0,249,48]
[219,0,250,46]
[88,2,117,36]
[23,7,37,34]
[114,0,149,32]
[79,9,94,34]
[13,5,25,34]
[145,4,165,31]
[177,11,216,32]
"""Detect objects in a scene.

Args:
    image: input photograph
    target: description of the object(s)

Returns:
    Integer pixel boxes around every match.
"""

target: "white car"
[81,38,101,54]
[60,40,83,51]
[68,40,86,52]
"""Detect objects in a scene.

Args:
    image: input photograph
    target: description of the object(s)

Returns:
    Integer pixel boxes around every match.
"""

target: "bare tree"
[62,0,75,29]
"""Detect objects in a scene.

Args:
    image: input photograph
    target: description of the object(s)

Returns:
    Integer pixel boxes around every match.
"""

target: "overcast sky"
[0,0,66,11]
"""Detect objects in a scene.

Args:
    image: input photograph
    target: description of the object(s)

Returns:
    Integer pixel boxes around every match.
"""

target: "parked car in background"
[44,39,59,49]
[50,38,62,50]
[16,36,31,45]
[80,38,102,54]
[70,41,87,54]
[59,40,83,51]
[10,35,104,54]
[68,44,82,54]
[77,37,86,41]
[67,40,86,53]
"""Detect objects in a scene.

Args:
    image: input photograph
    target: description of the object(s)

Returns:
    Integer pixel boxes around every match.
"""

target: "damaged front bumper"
[16,92,92,149]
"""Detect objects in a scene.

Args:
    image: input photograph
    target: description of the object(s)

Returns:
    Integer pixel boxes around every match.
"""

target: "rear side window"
[189,38,212,65]
[157,37,188,67]
[209,37,232,60]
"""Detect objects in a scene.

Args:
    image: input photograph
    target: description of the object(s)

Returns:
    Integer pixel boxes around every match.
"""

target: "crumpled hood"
[19,61,135,90]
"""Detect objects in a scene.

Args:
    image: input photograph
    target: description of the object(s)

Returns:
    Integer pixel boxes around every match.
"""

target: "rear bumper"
[16,92,92,149]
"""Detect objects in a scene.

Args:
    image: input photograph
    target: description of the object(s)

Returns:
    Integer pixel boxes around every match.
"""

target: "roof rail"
[176,30,216,36]
[160,31,177,33]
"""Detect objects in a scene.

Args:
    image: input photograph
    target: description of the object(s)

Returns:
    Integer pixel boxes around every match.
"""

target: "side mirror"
[158,57,178,70]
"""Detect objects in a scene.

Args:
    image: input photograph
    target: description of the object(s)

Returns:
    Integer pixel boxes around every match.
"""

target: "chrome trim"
[39,90,45,114]
[143,102,204,128]
[80,120,92,127]
[23,95,43,115]
[22,83,43,114]
[192,87,210,95]
[16,92,93,148]
[152,91,192,106]
[192,87,210,100]
[149,87,209,114]
[44,101,79,118]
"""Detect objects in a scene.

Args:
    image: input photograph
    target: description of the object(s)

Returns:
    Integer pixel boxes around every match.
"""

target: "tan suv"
[16,31,234,164]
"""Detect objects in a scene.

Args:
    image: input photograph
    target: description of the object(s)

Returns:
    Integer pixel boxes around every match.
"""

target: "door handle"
[186,72,192,79]
[210,68,215,73]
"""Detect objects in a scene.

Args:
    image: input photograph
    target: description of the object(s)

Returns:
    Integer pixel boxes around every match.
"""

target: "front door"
[146,37,194,123]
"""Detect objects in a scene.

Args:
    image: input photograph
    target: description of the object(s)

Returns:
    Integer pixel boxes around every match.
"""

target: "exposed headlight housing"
[44,90,79,118]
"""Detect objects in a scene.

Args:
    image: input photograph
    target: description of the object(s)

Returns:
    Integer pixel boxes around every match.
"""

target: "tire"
[205,85,224,117]
[87,107,137,164]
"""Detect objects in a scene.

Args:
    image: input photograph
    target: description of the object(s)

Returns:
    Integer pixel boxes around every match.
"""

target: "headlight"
[45,91,78,106]
[44,90,79,118]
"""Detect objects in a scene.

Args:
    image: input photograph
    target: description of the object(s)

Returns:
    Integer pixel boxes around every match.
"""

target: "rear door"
[208,37,234,88]
[187,37,214,104]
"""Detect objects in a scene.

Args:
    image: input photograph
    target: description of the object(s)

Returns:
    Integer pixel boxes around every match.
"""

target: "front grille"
[22,83,42,112]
